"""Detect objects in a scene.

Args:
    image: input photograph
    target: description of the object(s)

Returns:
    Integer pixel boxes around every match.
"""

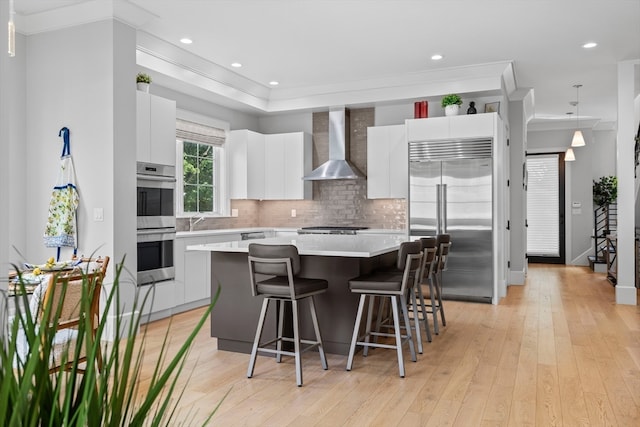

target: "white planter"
[444,105,460,116]
[137,82,150,93]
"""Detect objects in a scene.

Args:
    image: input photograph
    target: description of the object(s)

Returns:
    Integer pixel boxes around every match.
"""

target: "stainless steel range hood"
[303,107,365,180]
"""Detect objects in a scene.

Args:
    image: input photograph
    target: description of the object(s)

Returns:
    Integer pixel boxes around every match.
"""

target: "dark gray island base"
[209,251,397,355]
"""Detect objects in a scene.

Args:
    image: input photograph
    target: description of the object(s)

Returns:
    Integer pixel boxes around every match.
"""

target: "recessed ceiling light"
[180,38,193,44]
[582,42,597,49]
[431,54,443,61]
[269,81,279,86]
[231,62,242,68]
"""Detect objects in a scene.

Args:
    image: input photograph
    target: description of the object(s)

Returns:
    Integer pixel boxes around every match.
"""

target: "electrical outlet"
[231,208,239,217]
[93,208,104,222]
[291,209,297,217]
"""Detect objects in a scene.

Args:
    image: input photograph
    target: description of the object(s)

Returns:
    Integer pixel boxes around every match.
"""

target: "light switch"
[231,208,239,217]
[93,208,104,222]
[291,209,297,217]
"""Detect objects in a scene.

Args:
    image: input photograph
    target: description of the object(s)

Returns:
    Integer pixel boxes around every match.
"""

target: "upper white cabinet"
[367,125,407,199]
[265,132,312,200]
[136,92,177,166]
[227,130,265,200]
[228,130,312,200]
[406,112,496,142]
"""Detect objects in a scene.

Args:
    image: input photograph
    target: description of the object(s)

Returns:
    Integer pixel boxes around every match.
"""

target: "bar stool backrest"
[436,234,451,272]
[248,244,300,276]
[418,237,438,282]
[397,241,422,293]
[248,243,301,298]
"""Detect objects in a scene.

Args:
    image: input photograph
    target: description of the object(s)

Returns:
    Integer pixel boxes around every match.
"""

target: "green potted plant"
[1,256,225,426]
[593,175,617,207]
[136,72,152,93]
[441,94,463,116]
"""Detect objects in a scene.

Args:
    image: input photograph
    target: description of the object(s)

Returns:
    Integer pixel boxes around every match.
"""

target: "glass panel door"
[526,153,565,263]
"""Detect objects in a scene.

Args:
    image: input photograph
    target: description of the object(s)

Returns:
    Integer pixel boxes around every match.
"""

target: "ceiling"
[12,0,640,128]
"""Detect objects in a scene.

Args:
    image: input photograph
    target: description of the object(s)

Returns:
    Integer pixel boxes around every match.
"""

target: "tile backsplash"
[177,107,406,232]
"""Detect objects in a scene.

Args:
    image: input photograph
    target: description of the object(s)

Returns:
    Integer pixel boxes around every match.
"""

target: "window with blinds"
[175,119,227,216]
[527,154,560,257]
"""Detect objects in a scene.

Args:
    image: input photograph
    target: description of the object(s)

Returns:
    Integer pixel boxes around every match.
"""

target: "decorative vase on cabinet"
[137,82,150,93]
[445,105,460,116]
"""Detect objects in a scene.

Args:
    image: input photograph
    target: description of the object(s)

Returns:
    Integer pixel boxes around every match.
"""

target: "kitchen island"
[187,233,407,355]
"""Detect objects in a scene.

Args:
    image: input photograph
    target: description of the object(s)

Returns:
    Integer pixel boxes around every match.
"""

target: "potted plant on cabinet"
[136,72,152,93]
[441,94,463,116]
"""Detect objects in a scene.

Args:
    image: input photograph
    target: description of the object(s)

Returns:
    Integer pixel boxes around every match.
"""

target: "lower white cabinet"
[367,124,407,199]
[173,233,242,314]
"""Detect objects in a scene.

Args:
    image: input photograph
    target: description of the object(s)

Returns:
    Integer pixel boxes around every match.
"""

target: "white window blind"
[176,119,226,146]
[527,154,560,257]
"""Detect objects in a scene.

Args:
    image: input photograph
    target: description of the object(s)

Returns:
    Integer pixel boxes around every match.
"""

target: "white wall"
[259,112,312,134]
[153,85,260,132]
[527,128,616,264]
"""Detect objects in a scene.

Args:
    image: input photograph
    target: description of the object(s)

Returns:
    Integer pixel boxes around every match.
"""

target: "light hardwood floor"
[139,265,640,426]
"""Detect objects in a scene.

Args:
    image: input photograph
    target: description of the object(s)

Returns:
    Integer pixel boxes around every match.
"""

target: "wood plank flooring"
[138,265,640,426]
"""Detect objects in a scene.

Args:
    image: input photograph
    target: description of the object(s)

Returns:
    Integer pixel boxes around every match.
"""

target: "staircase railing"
[594,203,617,260]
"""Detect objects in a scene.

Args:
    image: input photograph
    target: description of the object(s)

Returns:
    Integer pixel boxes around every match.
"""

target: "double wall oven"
[136,162,176,286]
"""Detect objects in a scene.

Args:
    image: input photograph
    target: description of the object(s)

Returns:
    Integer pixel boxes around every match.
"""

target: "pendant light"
[565,147,576,162]
[8,0,15,57]
[571,84,585,147]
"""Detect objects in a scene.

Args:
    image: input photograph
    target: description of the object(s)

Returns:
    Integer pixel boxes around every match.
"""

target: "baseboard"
[509,269,526,285]
[615,285,638,305]
[105,310,140,341]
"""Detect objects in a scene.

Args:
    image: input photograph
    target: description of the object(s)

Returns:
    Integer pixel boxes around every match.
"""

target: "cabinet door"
[184,251,210,302]
[136,91,151,162]
[449,113,494,139]
[283,132,311,199]
[264,134,285,199]
[388,125,408,198]
[406,116,449,142]
[149,95,177,166]
[367,126,391,198]
[227,130,265,200]
[246,131,265,200]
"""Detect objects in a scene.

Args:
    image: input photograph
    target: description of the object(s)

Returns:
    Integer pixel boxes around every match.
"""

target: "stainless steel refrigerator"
[409,139,493,303]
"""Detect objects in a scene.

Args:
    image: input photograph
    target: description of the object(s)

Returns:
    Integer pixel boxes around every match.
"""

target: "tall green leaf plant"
[0,256,225,426]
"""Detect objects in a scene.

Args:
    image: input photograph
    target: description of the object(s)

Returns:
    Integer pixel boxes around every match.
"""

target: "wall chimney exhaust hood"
[303,107,365,180]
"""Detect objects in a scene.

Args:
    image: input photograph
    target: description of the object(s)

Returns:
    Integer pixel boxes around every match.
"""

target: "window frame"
[175,110,230,218]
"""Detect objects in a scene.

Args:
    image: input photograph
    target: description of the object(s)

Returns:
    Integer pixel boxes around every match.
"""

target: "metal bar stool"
[247,244,328,387]
[417,237,443,335]
[346,241,422,378]
[433,234,451,328]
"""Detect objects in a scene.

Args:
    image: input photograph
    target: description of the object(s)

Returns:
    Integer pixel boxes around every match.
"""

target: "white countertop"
[187,233,408,258]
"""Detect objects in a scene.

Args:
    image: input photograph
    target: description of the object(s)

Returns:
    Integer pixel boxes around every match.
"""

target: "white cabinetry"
[227,130,265,199]
[406,113,496,142]
[136,91,177,165]
[173,233,242,313]
[264,132,312,200]
[228,130,312,200]
[367,125,407,199]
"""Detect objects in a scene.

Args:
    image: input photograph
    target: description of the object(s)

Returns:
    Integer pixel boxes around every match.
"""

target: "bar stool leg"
[409,288,424,354]
[434,273,446,326]
[416,282,433,341]
[309,296,328,370]
[400,294,417,363]
[426,277,439,335]
[346,294,367,371]
[292,299,303,387]
[247,298,270,378]
[363,295,376,357]
[390,295,405,378]
[276,300,285,363]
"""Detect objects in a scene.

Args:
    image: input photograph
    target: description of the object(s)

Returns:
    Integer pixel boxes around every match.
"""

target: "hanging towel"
[43,154,79,250]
